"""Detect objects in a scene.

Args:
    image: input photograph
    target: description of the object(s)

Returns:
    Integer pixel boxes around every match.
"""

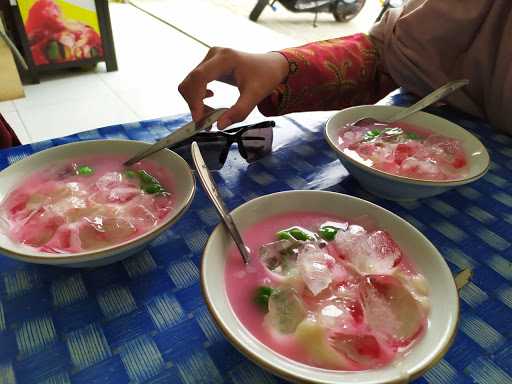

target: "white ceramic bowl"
[202,190,459,384]
[324,105,490,201]
[0,139,195,268]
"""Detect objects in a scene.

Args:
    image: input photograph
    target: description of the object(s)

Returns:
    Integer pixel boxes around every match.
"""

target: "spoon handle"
[191,141,250,264]
[388,79,469,123]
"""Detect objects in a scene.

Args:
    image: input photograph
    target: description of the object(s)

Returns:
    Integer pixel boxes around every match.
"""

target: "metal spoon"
[353,79,469,126]
[123,108,227,167]
[191,141,251,264]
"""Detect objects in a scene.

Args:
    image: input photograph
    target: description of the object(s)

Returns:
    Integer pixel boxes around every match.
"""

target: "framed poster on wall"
[9,0,117,82]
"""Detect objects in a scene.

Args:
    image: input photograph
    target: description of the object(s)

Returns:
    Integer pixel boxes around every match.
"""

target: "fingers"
[178,77,207,122]
[178,47,235,122]
[179,47,265,129]
[217,88,261,129]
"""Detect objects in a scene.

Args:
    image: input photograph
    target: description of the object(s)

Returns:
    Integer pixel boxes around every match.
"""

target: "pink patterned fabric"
[258,33,397,116]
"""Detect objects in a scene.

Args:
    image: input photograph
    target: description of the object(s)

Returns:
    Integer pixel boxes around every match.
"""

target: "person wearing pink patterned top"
[179,0,512,134]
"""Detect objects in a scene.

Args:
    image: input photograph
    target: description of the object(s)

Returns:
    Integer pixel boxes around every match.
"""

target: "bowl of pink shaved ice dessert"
[324,105,490,201]
[0,139,195,267]
[201,190,459,384]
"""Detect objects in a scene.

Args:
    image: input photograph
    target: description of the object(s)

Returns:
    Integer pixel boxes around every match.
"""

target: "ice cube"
[366,230,402,270]
[421,136,467,175]
[47,184,90,219]
[328,331,391,369]
[332,282,365,325]
[297,244,335,296]
[335,224,367,254]
[295,318,350,369]
[78,220,108,250]
[4,192,30,218]
[334,225,371,268]
[351,215,378,232]
[336,227,400,275]
[135,193,172,220]
[13,207,64,247]
[100,217,136,242]
[93,172,141,204]
[374,160,400,174]
[318,299,357,330]
[372,142,395,160]
[340,127,366,147]
[331,258,360,283]
[79,217,136,250]
[96,172,123,192]
[259,239,299,276]
[424,135,466,166]
[393,269,430,313]
[265,287,306,334]
[362,275,426,346]
[333,278,360,300]
[152,195,173,218]
[126,204,157,228]
[107,186,140,203]
[400,157,441,179]
[393,142,420,165]
[45,223,82,252]
[54,195,88,212]
[354,142,377,157]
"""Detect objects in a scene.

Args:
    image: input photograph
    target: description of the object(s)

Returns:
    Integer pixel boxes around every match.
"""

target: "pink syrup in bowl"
[338,121,468,181]
[0,155,175,253]
[225,212,430,371]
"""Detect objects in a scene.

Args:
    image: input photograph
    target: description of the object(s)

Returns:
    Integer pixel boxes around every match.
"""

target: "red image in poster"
[24,0,103,65]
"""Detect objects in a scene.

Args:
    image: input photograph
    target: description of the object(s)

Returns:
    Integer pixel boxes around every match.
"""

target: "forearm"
[258,33,397,116]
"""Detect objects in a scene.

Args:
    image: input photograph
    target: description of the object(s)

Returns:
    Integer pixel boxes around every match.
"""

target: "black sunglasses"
[168,121,275,169]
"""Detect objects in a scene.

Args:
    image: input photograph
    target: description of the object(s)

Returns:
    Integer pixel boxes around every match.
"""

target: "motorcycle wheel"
[333,0,366,22]
[249,0,269,22]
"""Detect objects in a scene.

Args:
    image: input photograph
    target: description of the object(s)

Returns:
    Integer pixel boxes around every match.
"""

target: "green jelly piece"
[362,129,382,142]
[277,226,315,241]
[138,170,158,184]
[136,170,166,194]
[77,165,94,176]
[319,225,339,241]
[144,184,165,194]
[277,231,293,241]
[405,132,423,140]
[254,286,273,312]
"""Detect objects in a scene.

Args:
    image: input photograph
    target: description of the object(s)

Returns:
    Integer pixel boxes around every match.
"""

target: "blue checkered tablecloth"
[0,93,511,384]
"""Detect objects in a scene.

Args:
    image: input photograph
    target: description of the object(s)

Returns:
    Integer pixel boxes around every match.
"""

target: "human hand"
[178,47,289,129]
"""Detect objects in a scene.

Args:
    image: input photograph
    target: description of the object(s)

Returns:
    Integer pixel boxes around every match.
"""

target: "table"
[0,93,511,384]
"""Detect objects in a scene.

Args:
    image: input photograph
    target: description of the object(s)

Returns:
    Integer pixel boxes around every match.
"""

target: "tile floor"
[1,0,378,144]
[198,0,382,44]
[1,4,206,143]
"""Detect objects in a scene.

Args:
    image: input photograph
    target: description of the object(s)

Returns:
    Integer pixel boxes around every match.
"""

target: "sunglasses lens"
[240,127,273,162]
[170,138,228,170]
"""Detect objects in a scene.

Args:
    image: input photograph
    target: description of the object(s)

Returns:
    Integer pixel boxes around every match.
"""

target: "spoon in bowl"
[191,141,251,265]
[353,79,469,126]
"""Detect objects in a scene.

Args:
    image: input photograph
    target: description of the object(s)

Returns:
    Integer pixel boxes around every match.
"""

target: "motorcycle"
[249,0,366,23]
[249,0,403,24]
[375,0,404,21]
